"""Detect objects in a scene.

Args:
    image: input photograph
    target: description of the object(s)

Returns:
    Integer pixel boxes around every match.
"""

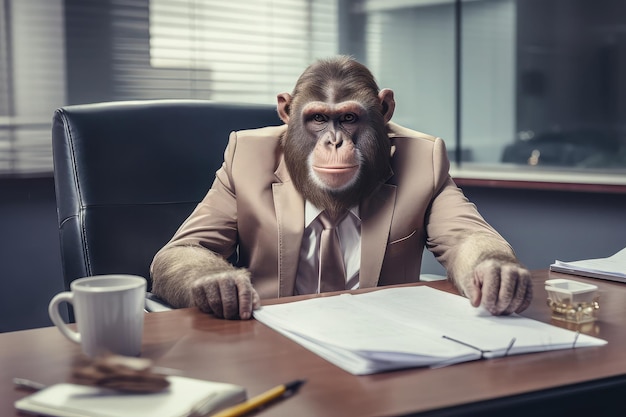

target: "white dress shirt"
[294,201,361,295]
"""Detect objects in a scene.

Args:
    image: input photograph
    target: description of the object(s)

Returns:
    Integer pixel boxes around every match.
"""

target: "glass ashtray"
[545,278,599,324]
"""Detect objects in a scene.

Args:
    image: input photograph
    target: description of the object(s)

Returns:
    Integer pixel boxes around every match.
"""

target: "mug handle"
[48,292,81,344]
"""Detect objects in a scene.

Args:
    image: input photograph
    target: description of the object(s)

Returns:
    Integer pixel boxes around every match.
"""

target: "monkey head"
[277,56,395,216]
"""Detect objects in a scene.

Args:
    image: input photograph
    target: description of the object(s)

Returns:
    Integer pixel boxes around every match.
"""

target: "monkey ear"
[277,93,292,124]
[378,89,396,124]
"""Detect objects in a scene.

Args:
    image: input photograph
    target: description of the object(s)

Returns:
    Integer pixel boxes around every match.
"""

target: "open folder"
[15,376,246,417]
[253,286,607,375]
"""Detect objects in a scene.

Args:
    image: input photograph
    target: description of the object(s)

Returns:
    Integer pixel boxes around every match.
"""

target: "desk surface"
[3,270,626,417]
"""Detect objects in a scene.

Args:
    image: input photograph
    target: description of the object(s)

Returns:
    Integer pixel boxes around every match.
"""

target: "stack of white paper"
[550,247,626,283]
[253,286,607,375]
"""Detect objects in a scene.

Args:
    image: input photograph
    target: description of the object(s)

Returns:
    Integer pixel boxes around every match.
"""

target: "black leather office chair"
[52,100,280,310]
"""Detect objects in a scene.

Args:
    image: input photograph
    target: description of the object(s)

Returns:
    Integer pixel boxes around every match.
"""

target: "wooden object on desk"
[3,270,626,417]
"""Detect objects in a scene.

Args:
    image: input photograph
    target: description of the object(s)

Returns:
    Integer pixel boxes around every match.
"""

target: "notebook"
[14,376,246,417]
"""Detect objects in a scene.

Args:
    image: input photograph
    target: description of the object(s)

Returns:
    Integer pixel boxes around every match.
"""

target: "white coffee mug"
[48,275,147,357]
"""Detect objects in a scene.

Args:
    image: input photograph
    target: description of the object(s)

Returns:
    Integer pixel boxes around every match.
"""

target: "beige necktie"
[318,210,349,293]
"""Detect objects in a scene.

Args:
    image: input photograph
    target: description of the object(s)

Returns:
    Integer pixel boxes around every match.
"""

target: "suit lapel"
[272,151,396,294]
[359,183,397,288]
[272,157,304,297]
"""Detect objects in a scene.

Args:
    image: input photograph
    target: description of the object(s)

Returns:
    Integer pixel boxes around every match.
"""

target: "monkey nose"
[327,134,343,148]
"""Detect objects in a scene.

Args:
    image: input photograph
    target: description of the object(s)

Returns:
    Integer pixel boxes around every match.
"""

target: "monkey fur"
[150,56,532,320]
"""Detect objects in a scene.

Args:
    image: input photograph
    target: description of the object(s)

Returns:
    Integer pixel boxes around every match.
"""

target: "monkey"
[150,56,532,320]
[279,59,394,218]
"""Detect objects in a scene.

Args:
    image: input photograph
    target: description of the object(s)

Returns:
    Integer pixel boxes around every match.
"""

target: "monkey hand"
[460,258,533,315]
[190,269,260,320]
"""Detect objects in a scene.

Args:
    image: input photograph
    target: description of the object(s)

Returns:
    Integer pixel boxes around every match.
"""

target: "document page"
[253,286,607,375]
[551,247,626,282]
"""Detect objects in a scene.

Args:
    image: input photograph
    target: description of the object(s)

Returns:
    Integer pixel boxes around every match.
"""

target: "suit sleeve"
[424,137,516,280]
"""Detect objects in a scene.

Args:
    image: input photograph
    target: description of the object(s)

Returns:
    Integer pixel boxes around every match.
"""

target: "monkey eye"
[341,113,358,123]
[312,114,327,123]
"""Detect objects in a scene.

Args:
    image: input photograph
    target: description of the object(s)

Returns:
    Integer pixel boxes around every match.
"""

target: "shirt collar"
[305,200,360,228]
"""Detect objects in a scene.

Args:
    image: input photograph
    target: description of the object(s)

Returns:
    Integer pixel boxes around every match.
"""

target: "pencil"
[210,379,306,417]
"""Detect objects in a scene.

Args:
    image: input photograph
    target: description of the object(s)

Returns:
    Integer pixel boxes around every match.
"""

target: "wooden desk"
[3,270,626,417]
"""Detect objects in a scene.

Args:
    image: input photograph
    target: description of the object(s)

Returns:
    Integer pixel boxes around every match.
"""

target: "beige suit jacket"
[156,122,511,299]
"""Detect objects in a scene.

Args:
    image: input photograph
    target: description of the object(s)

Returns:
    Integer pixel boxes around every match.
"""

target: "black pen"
[211,380,306,417]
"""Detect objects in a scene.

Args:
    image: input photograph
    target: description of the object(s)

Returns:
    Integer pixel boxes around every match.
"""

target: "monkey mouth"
[313,165,358,174]
[312,165,359,189]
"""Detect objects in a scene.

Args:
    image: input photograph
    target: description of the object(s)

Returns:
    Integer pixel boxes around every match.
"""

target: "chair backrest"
[52,99,280,291]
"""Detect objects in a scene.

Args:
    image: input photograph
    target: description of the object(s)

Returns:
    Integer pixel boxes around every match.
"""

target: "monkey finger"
[202,278,226,319]
[498,266,532,315]
[513,273,533,314]
[498,279,521,315]
[252,290,261,310]
[476,264,502,315]
[464,273,483,308]
[217,278,240,320]
[191,280,216,316]
[234,279,256,320]
[493,264,521,315]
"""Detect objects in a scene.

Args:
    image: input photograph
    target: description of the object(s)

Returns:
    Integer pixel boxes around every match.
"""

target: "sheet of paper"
[255,291,481,374]
[358,288,604,356]
[551,247,626,281]
[253,286,607,375]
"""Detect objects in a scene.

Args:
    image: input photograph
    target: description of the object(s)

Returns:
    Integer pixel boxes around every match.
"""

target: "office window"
[1,0,625,180]
[363,2,458,152]
[511,0,626,170]
[360,0,626,172]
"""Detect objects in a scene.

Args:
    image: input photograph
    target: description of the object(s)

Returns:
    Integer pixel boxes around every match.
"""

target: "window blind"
[116,0,339,103]
[0,0,12,172]
[0,0,65,175]
[0,0,338,175]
